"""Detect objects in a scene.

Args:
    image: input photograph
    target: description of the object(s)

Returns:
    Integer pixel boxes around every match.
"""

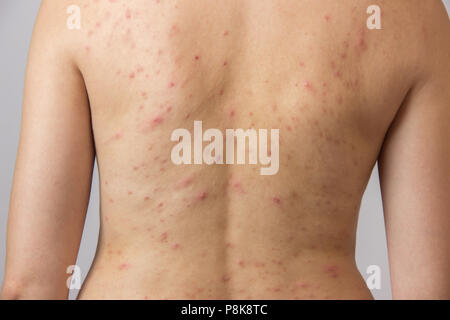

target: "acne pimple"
[129,72,135,79]
[168,82,176,88]
[272,196,282,206]
[118,263,131,270]
[197,191,208,201]
[324,15,331,22]
[303,81,313,90]
[125,9,131,19]
[172,243,181,250]
[238,260,245,267]
[223,30,229,36]
[161,232,168,241]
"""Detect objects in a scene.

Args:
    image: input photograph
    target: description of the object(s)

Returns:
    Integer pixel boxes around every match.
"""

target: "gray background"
[1,1,449,300]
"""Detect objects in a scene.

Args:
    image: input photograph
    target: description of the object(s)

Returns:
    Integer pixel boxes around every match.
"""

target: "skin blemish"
[144,196,150,201]
[272,196,282,206]
[238,260,245,267]
[223,61,228,67]
[151,115,164,128]
[161,232,168,242]
[172,243,181,250]
[303,81,313,90]
[229,109,235,118]
[194,55,200,61]
[176,176,193,190]
[158,202,164,208]
[324,265,339,278]
[168,82,176,88]
[129,72,136,79]
[223,30,229,36]
[295,281,310,289]
[118,263,131,271]
[232,182,247,194]
[197,191,208,201]
[222,275,231,283]
[324,15,331,22]
[125,8,131,19]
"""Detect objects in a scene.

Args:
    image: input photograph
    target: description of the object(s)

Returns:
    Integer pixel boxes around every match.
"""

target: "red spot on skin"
[223,30,229,36]
[299,62,305,67]
[172,243,181,250]
[168,82,176,88]
[295,282,310,289]
[232,182,247,194]
[324,15,331,22]
[222,275,231,282]
[96,22,101,28]
[176,176,193,190]
[128,191,133,195]
[229,109,235,117]
[125,9,131,19]
[84,46,91,53]
[151,115,164,127]
[197,191,208,201]
[334,71,342,78]
[118,263,131,271]
[144,196,150,201]
[272,196,282,206]
[194,55,200,60]
[325,265,339,278]
[161,232,168,241]
[158,202,164,208]
[238,260,245,267]
[129,72,135,79]
[219,89,224,96]
[249,112,254,116]
[337,96,343,104]
[303,81,313,90]
[166,106,172,113]
[223,61,228,67]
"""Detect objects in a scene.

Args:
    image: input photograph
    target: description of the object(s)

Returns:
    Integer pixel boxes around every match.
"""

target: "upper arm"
[1,1,94,299]
[378,1,450,299]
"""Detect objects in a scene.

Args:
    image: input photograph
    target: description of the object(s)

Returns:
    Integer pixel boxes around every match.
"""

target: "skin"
[1,0,449,300]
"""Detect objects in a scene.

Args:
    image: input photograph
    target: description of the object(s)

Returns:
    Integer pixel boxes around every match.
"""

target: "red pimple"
[194,55,200,60]
[152,115,164,127]
[223,30,229,36]
[161,232,168,241]
[129,72,135,79]
[197,191,208,201]
[303,81,313,90]
[324,15,331,22]
[172,243,181,250]
[272,196,282,205]
[125,8,131,19]
[118,263,131,270]
[168,82,176,88]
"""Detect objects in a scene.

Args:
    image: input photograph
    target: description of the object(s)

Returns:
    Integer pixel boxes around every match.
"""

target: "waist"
[78,241,372,299]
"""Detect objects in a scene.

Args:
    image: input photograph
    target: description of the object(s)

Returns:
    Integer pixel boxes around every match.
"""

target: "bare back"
[4,0,449,300]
